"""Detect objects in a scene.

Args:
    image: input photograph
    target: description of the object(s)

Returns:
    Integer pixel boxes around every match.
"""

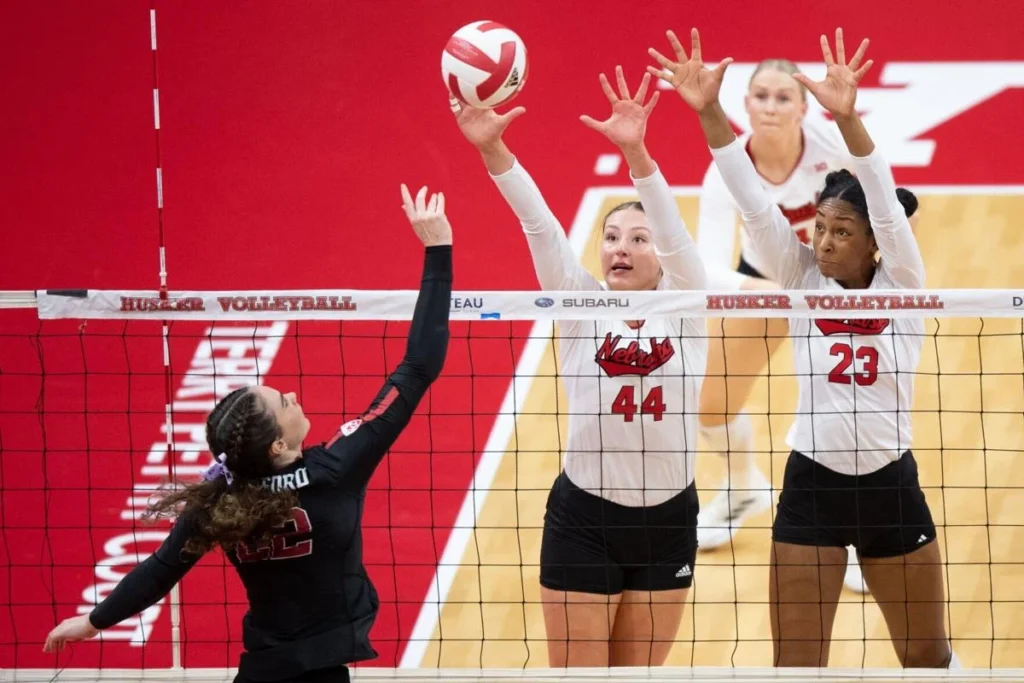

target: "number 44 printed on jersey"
[595,332,675,422]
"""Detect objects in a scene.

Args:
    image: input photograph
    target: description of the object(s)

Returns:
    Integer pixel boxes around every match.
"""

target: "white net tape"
[27,288,1024,321]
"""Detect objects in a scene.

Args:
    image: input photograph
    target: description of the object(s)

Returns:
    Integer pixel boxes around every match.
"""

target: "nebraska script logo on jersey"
[815,319,891,336]
[595,333,675,377]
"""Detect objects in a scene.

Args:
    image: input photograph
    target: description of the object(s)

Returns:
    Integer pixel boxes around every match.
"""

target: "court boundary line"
[397,182,1024,668]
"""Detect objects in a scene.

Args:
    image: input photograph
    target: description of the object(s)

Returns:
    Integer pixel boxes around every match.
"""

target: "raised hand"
[791,28,873,119]
[579,67,659,150]
[44,614,99,653]
[450,96,525,150]
[401,184,452,247]
[648,28,733,113]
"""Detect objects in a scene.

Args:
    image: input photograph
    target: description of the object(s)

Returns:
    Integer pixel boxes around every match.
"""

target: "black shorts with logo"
[539,471,699,595]
[773,450,937,558]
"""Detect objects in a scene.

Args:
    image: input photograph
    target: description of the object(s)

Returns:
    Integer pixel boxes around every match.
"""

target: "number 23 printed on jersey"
[816,319,890,386]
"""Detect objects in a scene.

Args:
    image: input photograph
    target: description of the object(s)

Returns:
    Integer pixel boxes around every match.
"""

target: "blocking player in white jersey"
[694,60,867,594]
[652,28,956,668]
[451,69,707,668]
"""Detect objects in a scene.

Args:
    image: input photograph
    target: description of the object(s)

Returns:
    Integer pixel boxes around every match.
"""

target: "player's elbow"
[422,350,447,383]
[407,332,449,383]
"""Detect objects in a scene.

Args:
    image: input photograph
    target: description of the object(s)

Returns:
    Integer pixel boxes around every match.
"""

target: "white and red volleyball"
[442,21,528,109]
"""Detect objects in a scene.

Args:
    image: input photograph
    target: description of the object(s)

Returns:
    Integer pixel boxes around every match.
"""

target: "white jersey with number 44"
[557,313,705,506]
[489,157,707,507]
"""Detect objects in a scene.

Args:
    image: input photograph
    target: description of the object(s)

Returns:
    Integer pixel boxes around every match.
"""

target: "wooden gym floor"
[413,190,1024,669]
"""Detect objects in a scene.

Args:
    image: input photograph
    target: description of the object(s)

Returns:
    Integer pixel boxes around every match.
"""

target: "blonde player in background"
[451,69,707,667]
[653,26,956,668]
[694,59,867,594]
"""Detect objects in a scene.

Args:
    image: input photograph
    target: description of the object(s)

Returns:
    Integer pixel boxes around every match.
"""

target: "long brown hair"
[145,387,299,557]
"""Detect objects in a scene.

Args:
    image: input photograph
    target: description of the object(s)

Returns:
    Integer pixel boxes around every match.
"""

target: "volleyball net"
[2,287,1024,681]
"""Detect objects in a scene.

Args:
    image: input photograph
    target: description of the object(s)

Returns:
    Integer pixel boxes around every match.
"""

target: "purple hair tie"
[202,453,234,486]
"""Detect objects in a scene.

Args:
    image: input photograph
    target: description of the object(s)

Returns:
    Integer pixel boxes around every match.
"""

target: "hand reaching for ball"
[450,97,526,151]
[443,20,529,153]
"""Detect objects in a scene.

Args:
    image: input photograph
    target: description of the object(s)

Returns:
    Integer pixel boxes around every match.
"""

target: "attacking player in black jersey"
[43,183,454,683]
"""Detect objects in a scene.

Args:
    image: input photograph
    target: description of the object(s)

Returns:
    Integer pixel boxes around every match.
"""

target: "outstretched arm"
[793,29,924,287]
[44,512,203,651]
[580,67,706,290]
[696,163,750,290]
[308,186,452,491]
[650,28,814,287]
[452,100,599,291]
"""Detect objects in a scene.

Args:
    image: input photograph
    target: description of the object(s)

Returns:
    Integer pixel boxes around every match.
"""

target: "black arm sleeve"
[306,245,452,490]
[89,512,203,630]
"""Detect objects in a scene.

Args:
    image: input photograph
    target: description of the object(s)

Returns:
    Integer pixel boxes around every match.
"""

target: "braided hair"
[145,387,299,556]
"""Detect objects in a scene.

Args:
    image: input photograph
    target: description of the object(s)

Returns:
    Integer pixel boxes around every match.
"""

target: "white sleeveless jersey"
[490,158,708,506]
[710,137,926,476]
[697,122,851,289]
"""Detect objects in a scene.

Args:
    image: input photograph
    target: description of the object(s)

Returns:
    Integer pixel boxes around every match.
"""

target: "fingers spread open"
[666,30,687,64]
[849,38,870,71]
[599,72,618,104]
[634,71,651,103]
[690,28,702,63]
[642,89,660,114]
[615,65,630,100]
[820,34,835,66]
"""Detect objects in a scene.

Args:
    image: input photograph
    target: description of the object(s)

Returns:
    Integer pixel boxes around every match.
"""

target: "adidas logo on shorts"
[918,534,930,544]
[675,564,692,578]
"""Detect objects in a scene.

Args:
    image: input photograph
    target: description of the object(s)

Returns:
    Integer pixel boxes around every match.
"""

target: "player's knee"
[902,639,951,668]
[698,390,729,427]
[698,412,727,428]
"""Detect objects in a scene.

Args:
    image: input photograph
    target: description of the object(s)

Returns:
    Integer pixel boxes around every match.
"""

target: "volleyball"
[442,21,528,109]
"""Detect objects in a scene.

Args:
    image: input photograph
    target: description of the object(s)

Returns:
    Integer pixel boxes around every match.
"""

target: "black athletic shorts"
[736,254,765,280]
[773,450,937,558]
[539,471,699,594]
